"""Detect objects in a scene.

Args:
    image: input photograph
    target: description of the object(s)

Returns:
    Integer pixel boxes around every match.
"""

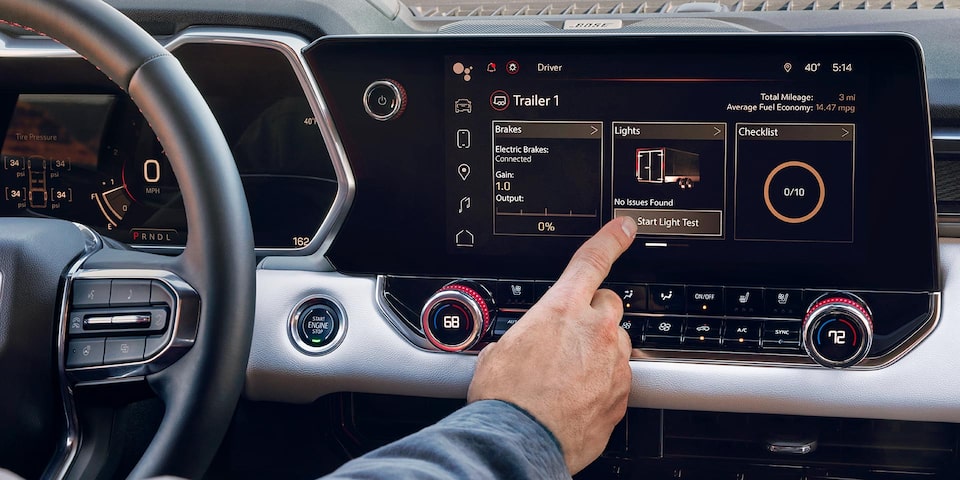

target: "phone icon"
[457,129,471,149]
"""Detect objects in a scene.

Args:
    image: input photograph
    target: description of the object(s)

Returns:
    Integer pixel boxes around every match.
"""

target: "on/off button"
[363,79,406,121]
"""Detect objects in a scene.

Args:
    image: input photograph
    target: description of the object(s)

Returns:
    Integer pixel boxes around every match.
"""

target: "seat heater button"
[110,280,151,306]
[104,337,146,364]
[72,280,111,307]
[67,338,105,367]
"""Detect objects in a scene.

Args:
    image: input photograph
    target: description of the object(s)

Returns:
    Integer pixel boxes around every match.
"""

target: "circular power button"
[290,296,346,355]
[363,79,406,121]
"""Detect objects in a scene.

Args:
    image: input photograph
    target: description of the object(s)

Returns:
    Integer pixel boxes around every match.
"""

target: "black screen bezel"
[308,34,939,292]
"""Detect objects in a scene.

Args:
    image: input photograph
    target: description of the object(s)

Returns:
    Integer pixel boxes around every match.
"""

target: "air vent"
[410,0,960,15]
[935,135,960,216]
[662,411,958,472]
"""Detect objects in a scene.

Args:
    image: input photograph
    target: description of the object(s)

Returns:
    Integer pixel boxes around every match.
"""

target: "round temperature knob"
[802,295,873,368]
[420,281,496,352]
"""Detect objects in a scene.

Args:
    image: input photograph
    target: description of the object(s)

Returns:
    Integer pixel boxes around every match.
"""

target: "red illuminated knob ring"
[801,296,873,368]
[420,282,494,352]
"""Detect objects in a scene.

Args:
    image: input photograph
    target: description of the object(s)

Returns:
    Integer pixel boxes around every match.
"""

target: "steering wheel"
[0,1,254,478]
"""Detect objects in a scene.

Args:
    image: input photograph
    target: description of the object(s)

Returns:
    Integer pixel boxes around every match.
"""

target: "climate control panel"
[383,276,936,369]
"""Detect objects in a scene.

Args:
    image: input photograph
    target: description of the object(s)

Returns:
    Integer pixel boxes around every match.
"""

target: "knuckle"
[573,245,612,275]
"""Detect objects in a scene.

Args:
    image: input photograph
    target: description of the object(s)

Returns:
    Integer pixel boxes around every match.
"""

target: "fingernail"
[620,217,637,238]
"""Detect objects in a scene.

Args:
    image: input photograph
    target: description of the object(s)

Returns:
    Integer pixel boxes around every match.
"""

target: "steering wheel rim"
[0,1,255,478]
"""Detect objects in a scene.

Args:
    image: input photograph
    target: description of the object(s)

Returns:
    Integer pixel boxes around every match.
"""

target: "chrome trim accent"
[0,28,356,257]
[44,224,103,480]
[362,80,403,121]
[158,28,355,257]
[288,295,348,355]
[63,269,199,385]
[375,276,435,350]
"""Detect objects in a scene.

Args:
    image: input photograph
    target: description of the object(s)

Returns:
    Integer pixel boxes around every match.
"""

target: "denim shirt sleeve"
[322,399,570,479]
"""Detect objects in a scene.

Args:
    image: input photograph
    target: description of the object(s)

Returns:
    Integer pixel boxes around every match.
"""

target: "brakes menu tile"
[491,120,602,237]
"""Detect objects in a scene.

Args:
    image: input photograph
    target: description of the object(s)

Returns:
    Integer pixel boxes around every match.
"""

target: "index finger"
[546,217,637,302]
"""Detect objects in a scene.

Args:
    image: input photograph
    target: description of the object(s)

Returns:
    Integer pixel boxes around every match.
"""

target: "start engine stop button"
[290,296,346,355]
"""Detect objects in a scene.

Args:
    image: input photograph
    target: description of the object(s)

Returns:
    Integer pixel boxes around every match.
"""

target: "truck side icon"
[636,147,701,189]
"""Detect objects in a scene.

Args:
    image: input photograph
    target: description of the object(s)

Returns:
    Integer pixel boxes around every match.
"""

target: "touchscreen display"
[310,35,937,291]
[445,55,864,249]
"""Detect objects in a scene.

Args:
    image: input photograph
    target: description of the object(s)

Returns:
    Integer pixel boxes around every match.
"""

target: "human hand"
[467,217,637,475]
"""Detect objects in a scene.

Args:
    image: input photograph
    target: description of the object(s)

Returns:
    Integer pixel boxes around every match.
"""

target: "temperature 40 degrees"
[537,221,556,232]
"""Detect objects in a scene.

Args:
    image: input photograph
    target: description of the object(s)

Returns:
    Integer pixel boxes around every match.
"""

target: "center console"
[306,34,938,369]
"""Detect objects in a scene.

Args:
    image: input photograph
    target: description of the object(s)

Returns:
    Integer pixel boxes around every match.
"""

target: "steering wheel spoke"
[0,1,255,478]
[61,250,201,385]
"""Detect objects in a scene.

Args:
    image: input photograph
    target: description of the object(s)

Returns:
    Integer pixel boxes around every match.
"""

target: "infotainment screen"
[309,35,937,292]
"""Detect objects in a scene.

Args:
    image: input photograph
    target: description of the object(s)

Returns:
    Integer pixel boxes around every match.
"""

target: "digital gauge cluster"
[0,42,337,250]
[1,94,186,243]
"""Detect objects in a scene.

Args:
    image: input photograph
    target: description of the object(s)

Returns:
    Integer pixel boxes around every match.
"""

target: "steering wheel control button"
[421,280,496,352]
[145,334,170,359]
[726,288,763,316]
[110,279,151,306]
[104,337,146,364]
[82,315,114,329]
[683,319,723,348]
[363,79,406,121]
[802,296,873,368]
[686,286,723,315]
[761,321,802,351]
[298,304,340,347]
[66,338,105,368]
[111,314,151,327]
[648,285,686,313]
[150,280,176,307]
[68,312,85,335]
[72,279,112,307]
[289,297,347,355]
[643,317,683,347]
[764,289,804,317]
[723,320,762,350]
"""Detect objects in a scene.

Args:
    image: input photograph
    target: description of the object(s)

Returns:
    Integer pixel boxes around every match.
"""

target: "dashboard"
[5,1,960,478]
[306,34,938,370]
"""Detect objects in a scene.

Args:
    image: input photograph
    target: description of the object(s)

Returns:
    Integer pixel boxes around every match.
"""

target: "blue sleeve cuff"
[326,398,570,479]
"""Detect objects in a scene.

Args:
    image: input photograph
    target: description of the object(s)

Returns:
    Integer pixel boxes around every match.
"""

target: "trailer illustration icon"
[636,147,701,189]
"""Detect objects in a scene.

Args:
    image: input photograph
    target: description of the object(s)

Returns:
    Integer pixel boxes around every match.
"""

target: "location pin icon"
[783,62,793,73]
[458,163,471,181]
